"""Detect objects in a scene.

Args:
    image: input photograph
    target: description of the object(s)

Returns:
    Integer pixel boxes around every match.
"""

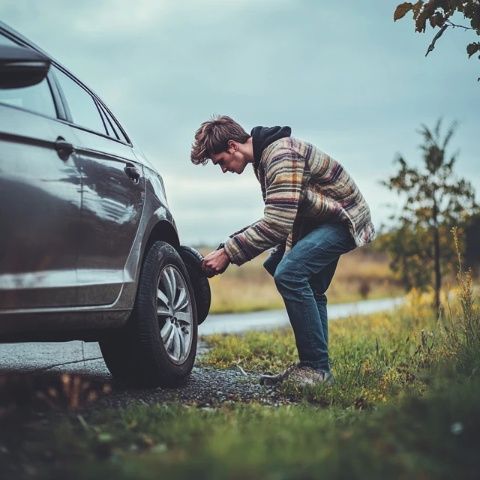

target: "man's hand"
[202,248,230,277]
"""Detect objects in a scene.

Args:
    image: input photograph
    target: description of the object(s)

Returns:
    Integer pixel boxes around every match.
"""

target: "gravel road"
[0,340,292,411]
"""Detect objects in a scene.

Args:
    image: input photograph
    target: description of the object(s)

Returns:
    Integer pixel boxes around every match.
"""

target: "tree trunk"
[432,196,441,318]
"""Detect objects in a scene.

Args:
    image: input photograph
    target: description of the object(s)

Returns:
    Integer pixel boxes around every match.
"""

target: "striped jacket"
[224,137,375,266]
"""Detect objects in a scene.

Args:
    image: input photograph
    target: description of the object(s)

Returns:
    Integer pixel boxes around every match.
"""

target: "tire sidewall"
[135,241,198,383]
[178,245,211,325]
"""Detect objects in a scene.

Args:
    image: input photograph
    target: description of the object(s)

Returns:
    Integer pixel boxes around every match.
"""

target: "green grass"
[2,378,479,479]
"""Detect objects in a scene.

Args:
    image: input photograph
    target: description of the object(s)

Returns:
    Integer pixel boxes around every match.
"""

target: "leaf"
[470,10,480,30]
[394,2,413,21]
[433,12,445,28]
[415,9,429,32]
[467,42,480,58]
[412,0,424,17]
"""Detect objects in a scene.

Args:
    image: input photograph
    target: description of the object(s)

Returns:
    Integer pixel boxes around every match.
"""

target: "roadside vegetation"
[1,247,478,479]
[202,284,477,408]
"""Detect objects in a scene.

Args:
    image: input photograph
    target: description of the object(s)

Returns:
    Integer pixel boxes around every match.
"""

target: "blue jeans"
[263,222,356,372]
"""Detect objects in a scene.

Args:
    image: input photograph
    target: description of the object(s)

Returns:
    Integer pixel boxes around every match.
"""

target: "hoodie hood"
[251,126,291,169]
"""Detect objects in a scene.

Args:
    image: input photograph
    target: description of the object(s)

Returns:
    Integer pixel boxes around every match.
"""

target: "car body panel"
[73,130,146,306]
[0,21,209,344]
[0,97,83,309]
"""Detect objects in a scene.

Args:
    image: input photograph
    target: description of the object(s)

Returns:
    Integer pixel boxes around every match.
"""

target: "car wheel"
[100,241,197,387]
[178,245,211,325]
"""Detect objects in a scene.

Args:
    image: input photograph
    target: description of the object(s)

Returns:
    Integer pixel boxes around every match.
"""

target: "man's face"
[210,143,248,174]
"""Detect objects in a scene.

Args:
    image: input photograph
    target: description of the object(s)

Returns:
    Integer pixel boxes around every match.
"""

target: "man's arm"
[223,149,305,266]
[202,247,230,277]
[201,219,263,276]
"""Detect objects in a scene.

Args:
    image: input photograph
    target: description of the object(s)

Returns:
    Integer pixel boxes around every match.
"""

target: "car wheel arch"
[143,219,180,257]
[140,220,210,326]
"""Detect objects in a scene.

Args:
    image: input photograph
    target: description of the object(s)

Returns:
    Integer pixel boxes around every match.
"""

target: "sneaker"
[259,363,300,386]
[287,368,335,387]
[259,364,334,387]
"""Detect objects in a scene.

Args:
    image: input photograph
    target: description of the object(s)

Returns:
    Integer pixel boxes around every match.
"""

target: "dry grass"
[199,246,402,313]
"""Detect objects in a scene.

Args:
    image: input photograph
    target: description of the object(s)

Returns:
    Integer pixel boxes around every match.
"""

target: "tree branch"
[426,25,449,57]
[445,20,475,31]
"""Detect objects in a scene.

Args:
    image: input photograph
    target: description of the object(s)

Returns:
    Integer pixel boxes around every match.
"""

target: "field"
[201,246,403,313]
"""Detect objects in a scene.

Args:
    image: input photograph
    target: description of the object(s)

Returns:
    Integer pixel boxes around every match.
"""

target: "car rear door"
[0,34,82,309]
[52,67,144,306]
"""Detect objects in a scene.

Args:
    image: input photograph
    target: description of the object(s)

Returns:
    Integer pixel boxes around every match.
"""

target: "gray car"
[0,22,210,387]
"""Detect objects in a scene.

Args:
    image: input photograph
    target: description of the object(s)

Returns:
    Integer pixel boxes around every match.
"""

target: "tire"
[100,241,198,387]
[178,245,211,325]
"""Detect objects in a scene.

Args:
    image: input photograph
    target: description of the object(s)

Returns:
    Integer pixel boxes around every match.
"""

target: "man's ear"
[227,140,238,151]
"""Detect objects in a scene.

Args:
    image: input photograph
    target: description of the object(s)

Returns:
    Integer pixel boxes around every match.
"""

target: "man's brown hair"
[190,115,250,165]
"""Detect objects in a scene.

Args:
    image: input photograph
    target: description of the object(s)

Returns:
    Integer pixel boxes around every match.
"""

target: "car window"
[54,67,107,135]
[101,103,129,143]
[0,77,56,118]
[111,115,129,143]
[0,31,19,46]
[97,102,119,140]
[0,33,57,117]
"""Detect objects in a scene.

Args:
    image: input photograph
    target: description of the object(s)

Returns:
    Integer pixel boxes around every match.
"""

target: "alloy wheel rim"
[156,265,193,364]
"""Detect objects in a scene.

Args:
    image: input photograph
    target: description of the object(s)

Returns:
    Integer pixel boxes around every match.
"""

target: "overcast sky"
[2,0,479,245]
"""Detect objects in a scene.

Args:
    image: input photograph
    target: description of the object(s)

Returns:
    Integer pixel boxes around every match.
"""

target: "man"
[190,115,375,386]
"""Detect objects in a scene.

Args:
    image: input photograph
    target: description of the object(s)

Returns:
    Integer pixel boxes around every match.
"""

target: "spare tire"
[178,246,211,325]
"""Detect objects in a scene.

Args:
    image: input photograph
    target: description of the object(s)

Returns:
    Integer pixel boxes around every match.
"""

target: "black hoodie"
[251,126,291,170]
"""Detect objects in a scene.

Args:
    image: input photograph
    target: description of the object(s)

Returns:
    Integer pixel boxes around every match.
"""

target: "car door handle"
[55,137,74,161]
[124,164,141,183]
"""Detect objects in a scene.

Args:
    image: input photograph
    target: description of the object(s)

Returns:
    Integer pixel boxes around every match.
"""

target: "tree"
[465,212,480,273]
[382,119,478,317]
[394,1,480,80]
[376,224,432,291]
